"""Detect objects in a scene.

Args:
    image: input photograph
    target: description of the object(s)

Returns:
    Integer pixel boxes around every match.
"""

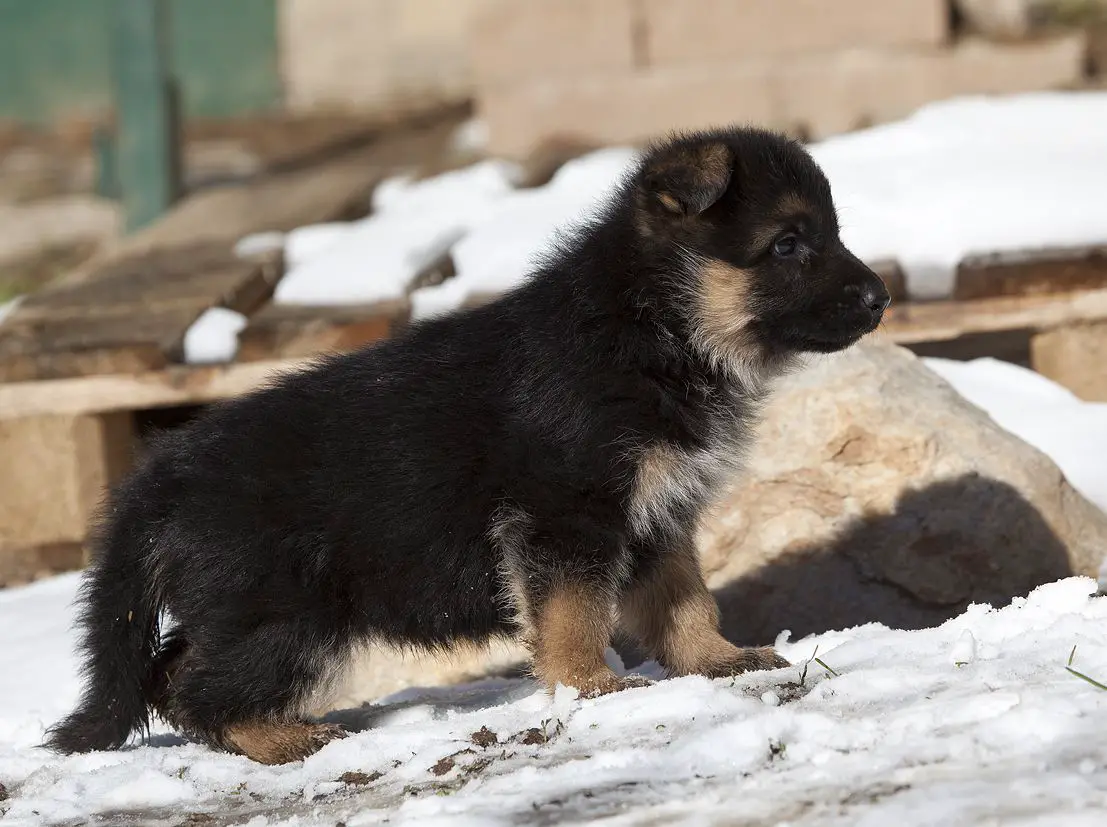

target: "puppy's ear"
[640,141,734,217]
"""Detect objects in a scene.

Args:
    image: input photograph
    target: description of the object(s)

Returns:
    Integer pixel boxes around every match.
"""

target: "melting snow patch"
[182,307,248,365]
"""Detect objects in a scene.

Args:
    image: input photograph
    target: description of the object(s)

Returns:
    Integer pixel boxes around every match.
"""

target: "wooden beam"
[7,286,1107,421]
[954,244,1107,301]
[0,358,314,420]
[879,288,1107,344]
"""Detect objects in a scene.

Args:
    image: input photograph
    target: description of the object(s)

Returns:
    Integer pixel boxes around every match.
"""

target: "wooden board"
[0,358,312,420]
[880,287,1107,345]
[1031,320,1107,402]
[8,284,1107,421]
[954,245,1107,300]
[236,300,408,362]
[0,112,464,382]
[0,243,272,381]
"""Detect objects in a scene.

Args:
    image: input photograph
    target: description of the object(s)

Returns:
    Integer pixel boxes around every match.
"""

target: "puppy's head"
[632,128,890,371]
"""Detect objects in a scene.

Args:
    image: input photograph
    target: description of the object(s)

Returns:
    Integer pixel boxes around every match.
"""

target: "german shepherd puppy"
[47,126,889,765]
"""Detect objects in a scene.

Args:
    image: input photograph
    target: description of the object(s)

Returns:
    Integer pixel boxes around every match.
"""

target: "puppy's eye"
[772,235,799,257]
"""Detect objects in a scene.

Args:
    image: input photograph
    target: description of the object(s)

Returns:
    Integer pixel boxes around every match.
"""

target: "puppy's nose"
[860,281,891,315]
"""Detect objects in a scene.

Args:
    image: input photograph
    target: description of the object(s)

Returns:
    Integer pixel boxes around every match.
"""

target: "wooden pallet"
[0,109,467,584]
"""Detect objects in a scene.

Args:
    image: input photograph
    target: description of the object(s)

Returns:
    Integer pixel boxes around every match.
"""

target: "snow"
[2,572,1106,825]
[255,92,1107,314]
[412,148,638,319]
[811,92,1107,298]
[182,307,248,365]
[273,160,522,306]
[923,356,1107,515]
[234,231,287,260]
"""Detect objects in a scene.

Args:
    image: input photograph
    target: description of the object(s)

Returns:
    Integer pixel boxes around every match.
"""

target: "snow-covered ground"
[1,356,1106,826]
[1,564,1105,825]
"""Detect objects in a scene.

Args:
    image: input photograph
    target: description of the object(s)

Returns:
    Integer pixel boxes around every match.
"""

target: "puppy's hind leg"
[156,622,350,764]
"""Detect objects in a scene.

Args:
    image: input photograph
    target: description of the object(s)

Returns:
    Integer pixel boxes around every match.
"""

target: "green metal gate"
[0,0,280,126]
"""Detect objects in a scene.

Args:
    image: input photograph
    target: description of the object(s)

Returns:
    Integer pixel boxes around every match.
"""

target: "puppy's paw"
[223,720,349,765]
[562,670,655,699]
[698,646,791,679]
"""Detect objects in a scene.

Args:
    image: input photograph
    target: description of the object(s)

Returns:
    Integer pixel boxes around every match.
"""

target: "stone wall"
[278,1,1101,153]
[470,0,1089,158]
[279,0,498,117]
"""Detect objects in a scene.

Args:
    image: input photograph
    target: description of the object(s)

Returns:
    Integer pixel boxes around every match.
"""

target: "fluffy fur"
[46,126,890,764]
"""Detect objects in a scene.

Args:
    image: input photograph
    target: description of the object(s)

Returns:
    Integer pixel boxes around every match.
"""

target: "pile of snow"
[237,92,1107,323]
[815,92,1107,298]
[273,160,523,307]
[412,148,638,319]
[1,571,1105,825]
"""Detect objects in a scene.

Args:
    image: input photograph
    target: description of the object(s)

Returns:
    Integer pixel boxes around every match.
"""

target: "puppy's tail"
[44,501,163,755]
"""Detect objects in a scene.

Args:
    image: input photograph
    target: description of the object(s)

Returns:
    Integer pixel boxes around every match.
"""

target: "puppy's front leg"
[530,580,648,697]
[620,540,789,678]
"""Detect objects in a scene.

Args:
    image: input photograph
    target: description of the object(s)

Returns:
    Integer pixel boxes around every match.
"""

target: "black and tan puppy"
[47,126,889,765]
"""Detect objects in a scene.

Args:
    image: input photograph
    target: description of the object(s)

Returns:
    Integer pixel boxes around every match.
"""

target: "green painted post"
[112,0,181,232]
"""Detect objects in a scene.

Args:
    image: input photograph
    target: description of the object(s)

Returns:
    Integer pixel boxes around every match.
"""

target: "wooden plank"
[954,244,1107,300]
[9,283,1107,421]
[237,300,408,362]
[879,287,1107,344]
[0,112,464,382]
[1031,321,1107,401]
[0,242,270,381]
[0,358,313,420]
[0,411,133,563]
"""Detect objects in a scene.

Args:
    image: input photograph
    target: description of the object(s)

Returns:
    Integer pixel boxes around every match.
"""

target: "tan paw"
[224,720,348,765]
[577,672,655,698]
[697,646,791,679]
[548,669,655,698]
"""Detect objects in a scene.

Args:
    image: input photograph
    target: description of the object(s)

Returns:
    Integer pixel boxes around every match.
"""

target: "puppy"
[46,126,889,765]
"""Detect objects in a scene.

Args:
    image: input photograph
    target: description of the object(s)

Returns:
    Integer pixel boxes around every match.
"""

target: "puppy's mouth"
[784,316,883,353]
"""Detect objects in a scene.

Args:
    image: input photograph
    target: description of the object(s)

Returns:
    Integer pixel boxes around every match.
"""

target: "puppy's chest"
[625,413,753,538]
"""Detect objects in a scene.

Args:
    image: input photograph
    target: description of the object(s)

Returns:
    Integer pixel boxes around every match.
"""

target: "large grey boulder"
[331,338,1107,708]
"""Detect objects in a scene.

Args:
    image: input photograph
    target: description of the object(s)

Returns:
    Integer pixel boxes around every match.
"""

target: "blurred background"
[2,0,1107,587]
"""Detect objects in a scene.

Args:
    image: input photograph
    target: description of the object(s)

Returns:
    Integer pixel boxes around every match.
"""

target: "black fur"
[45,126,889,760]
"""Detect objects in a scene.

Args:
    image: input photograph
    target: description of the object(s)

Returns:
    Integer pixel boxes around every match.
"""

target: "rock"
[702,337,1107,645]
[332,338,1107,708]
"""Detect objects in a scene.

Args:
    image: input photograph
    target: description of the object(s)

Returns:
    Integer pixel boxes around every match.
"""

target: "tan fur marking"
[627,441,714,539]
[222,720,347,765]
[620,543,788,677]
[775,192,816,220]
[656,192,682,213]
[488,504,536,641]
[691,259,766,382]
[750,223,784,254]
[532,582,625,696]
